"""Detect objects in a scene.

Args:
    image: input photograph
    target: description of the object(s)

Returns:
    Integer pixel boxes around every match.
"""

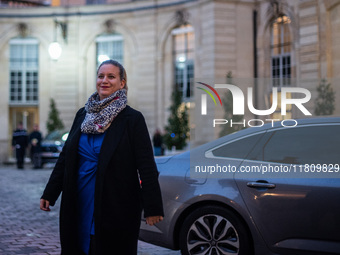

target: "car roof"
[189,116,340,154]
[44,130,69,141]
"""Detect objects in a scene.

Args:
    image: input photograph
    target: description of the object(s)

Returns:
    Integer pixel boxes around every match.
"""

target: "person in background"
[12,122,28,170]
[40,60,164,255]
[29,124,42,169]
[152,128,163,156]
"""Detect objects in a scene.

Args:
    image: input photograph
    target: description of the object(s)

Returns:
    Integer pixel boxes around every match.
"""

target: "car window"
[250,125,340,164]
[45,130,66,140]
[212,133,264,159]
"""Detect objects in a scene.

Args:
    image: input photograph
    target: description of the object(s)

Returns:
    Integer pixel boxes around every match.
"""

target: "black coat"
[41,106,164,255]
[12,128,28,148]
[29,131,42,153]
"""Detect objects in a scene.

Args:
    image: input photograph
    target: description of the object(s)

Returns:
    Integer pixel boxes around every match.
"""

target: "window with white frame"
[9,38,39,105]
[271,15,291,87]
[270,15,292,119]
[172,25,194,99]
[96,34,123,67]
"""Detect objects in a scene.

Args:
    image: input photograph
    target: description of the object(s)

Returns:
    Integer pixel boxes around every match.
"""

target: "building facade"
[0,0,339,161]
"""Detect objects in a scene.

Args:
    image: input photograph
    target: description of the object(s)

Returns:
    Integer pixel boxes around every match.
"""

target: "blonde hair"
[98,60,128,91]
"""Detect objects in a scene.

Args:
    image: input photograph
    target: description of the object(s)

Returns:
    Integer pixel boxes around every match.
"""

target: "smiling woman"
[40,59,163,255]
[96,61,127,101]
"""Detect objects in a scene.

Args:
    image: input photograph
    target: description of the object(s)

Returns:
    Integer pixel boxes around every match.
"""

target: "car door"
[235,123,340,254]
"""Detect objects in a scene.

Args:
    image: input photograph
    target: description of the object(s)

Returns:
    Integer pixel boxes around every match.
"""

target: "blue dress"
[77,132,106,254]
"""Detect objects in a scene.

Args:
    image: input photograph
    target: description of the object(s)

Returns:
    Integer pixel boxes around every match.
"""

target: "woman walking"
[40,60,164,255]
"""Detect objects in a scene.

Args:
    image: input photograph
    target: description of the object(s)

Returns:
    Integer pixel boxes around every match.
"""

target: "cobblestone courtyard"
[0,165,180,255]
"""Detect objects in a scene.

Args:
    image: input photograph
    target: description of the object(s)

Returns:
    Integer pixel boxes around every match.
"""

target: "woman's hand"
[146,216,163,226]
[40,199,51,211]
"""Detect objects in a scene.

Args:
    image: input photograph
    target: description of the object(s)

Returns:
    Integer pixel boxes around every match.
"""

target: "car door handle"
[247,181,276,189]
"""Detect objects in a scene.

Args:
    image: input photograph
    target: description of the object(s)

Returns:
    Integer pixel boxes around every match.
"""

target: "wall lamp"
[48,19,68,60]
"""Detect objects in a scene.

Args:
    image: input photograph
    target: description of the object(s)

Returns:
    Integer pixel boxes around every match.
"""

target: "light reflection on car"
[139,117,340,255]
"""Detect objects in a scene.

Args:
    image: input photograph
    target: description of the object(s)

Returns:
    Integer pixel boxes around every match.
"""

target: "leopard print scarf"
[81,89,127,134]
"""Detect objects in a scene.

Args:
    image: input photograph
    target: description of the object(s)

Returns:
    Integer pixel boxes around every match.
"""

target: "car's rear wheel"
[179,206,252,255]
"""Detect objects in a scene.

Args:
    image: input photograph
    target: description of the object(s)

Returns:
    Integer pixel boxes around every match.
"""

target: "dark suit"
[12,128,28,169]
[41,106,164,255]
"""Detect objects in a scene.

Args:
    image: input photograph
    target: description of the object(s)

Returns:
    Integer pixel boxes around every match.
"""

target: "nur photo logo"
[196,82,223,115]
[196,81,313,128]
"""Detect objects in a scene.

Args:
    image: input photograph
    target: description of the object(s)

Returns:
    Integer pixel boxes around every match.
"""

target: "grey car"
[139,117,340,255]
[40,130,69,167]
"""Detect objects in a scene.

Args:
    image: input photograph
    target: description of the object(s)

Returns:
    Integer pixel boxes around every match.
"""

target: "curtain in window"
[172,25,195,99]
[9,38,39,104]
